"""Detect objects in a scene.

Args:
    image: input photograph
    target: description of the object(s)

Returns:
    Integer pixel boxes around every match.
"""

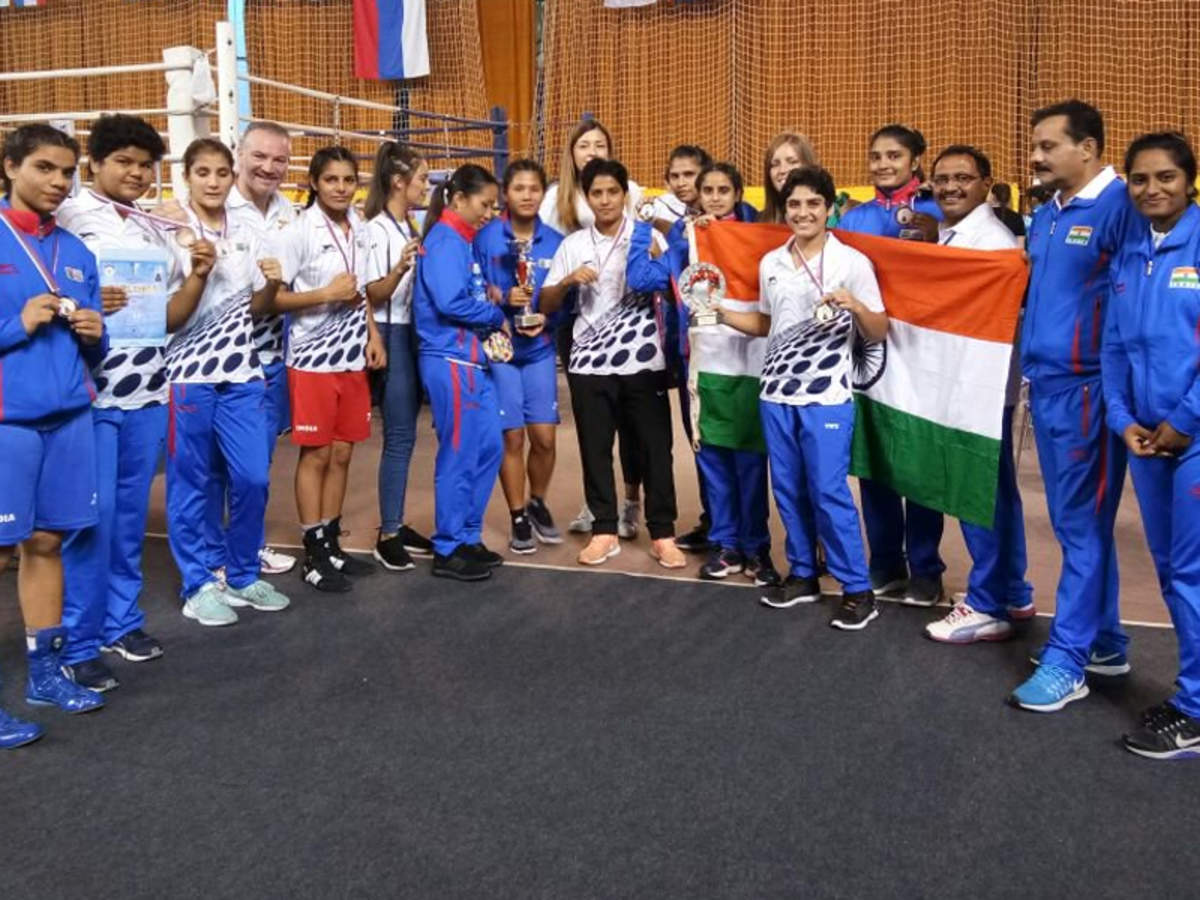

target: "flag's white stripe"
[690,316,766,378]
[863,319,1012,440]
[401,0,430,79]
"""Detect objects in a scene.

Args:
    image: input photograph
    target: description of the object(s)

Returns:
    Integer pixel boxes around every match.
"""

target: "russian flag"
[353,0,430,80]
[0,0,44,8]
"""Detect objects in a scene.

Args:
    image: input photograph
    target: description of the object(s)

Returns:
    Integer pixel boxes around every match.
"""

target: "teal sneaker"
[224,579,291,613]
[1028,645,1131,676]
[1009,664,1089,713]
[182,583,239,627]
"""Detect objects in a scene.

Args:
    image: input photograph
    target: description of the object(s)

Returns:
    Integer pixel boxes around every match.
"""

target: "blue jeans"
[377,323,420,534]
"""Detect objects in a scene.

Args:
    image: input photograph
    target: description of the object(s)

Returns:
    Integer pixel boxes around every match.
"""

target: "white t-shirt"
[939,202,1023,405]
[278,205,370,373]
[538,179,645,235]
[165,210,266,384]
[363,211,418,325]
[757,232,884,407]
[545,215,666,376]
[228,184,296,365]
[57,191,182,410]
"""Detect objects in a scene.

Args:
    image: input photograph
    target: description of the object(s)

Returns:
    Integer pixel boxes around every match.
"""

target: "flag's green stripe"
[850,394,1000,527]
[697,372,766,453]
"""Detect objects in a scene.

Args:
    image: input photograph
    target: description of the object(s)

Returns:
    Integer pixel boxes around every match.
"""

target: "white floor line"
[143,531,1173,629]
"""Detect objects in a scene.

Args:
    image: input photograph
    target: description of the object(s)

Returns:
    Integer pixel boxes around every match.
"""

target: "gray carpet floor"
[2,539,1198,900]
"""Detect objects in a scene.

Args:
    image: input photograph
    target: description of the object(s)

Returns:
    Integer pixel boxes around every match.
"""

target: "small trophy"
[483,330,514,363]
[895,204,925,241]
[678,261,725,328]
[511,239,542,331]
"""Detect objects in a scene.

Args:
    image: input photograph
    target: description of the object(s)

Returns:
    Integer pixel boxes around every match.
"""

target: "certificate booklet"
[97,247,170,347]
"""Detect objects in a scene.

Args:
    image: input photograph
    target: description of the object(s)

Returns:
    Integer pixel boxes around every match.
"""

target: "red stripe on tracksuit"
[168,384,180,457]
[449,361,462,451]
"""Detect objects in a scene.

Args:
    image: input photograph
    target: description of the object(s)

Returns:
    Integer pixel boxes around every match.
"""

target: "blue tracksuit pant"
[677,370,712,527]
[1128,442,1200,718]
[859,478,946,583]
[960,405,1034,616]
[62,403,168,665]
[204,358,287,569]
[1032,377,1128,675]
[760,400,870,593]
[420,356,502,558]
[696,444,768,555]
[168,381,269,598]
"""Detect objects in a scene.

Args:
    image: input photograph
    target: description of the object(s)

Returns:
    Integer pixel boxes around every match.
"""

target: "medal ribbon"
[321,212,357,275]
[87,190,194,237]
[792,236,825,295]
[0,211,62,295]
[589,216,629,278]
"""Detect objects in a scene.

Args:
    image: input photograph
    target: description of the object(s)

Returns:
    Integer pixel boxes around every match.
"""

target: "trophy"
[895,204,925,241]
[511,239,542,331]
[678,261,725,328]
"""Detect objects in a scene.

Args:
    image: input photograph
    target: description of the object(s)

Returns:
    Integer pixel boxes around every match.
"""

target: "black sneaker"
[509,516,537,554]
[674,522,712,553]
[901,574,944,608]
[761,574,822,608]
[699,547,744,580]
[374,533,415,572]
[327,516,376,576]
[301,526,352,593]
[1122,702,1200,760]
[830,590,880,631]
[432,546,492,581]
[61,657,119,692]
[397,524,434,557]
[870,566,908,595]
[465,542,504,568]
[102,628,163,662]
[526,498,563,545]
[744,549,781,587]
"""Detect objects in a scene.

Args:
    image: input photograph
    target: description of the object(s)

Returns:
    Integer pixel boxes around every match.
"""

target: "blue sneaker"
[1028,645,1131,676]
[26,627,104,715]
[0,704,43,749]
[1009,664,1089,713]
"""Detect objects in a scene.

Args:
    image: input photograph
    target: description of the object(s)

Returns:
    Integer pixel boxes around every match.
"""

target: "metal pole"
[490,106,509,179]
[215,21,239,150]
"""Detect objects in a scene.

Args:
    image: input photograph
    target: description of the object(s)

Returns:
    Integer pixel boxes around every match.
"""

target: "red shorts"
[287,368,371,446]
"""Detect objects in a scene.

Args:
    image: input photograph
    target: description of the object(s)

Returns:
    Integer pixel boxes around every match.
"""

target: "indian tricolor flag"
[694,222,1028,527]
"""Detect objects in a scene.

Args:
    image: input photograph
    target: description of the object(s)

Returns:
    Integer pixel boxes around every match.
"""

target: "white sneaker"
[924,601,1012,644]
[568,504,595,534]
[258,546,296,575]
[182,582,239,627]
[618,500,640,540]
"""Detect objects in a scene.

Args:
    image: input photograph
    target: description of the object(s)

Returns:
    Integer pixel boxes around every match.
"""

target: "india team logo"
[1065,225,1093,246]
[1169,266,1200,289]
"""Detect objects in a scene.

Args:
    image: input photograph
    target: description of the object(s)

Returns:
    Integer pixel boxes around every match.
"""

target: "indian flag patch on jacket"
[1065,225,1093,246]
[1169,266,1200,289]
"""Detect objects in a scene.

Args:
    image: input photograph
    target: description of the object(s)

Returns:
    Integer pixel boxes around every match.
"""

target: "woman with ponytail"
[363,141,433,571]
[273,146,385,593]
[413,164,507,582]
[838,124,945,609]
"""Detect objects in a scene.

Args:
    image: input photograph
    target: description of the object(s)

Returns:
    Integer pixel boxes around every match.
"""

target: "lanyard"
[589,217,629,277]
[87,189,191,238]
[321,211,356,275]
[186,200,227,242]
[0,212,62,295]
[383,207,417,242]
[791,236,825,294]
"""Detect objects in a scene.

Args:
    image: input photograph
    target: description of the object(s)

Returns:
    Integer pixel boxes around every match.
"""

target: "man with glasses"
[921,145,1036,644]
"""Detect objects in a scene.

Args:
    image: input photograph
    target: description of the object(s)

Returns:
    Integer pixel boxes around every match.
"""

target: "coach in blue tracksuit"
[1103,132,1200,759]
[837,124,947,607]
[0,125,109,747]
[1009,100,1135,713]
[414,164,507,582]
